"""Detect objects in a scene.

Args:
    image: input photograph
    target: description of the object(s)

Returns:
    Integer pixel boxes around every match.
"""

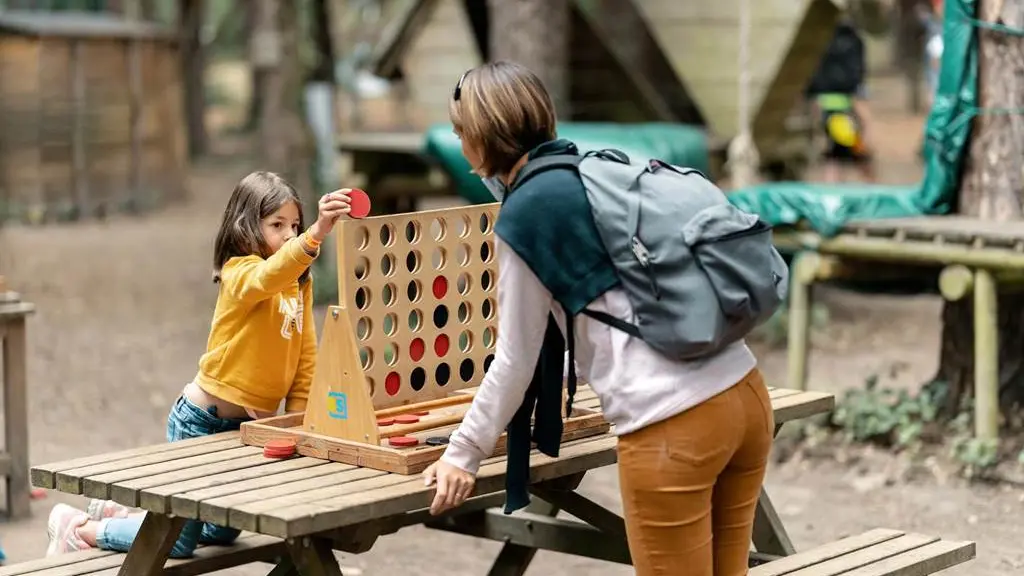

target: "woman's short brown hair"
[449,60,557,178]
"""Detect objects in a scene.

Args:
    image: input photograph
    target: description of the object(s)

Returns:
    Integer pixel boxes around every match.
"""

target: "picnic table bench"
[20,384,973,575]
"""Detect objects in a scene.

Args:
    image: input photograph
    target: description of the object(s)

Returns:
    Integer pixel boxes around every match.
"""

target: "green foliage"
[830,375,944,448]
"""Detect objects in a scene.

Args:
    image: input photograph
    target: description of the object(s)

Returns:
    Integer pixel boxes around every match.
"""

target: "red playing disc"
[348,188,371,219]
[266,439,296,450]
[377,417,396,426]
[434,334,450,357]
[263,443,296,458]
[385,372,401,396]
[388,435,419,447]
[394,414,420,424]
[409,338,425,362]
[432,275,448,299]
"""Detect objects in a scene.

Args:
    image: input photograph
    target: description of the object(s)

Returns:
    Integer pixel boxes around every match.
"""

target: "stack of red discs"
[263,439,297,459]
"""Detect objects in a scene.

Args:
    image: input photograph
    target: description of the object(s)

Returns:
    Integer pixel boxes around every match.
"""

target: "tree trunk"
[935,0,1024,416]
[179,0,207,157]
[487,0,571,118]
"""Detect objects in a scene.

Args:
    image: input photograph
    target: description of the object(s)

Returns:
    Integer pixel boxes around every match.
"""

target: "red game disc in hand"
[348,188,371,219]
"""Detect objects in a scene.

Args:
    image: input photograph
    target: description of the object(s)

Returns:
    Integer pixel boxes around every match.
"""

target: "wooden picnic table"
[30,385,834,575]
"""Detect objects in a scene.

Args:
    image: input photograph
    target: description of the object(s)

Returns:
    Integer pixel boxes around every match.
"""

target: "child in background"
[44,171,353,558]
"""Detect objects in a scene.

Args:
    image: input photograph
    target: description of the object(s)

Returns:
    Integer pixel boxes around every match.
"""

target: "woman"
[422,61,774,576]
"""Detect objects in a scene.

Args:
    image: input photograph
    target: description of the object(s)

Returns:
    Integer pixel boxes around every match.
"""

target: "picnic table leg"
[115,512,187,576]
[752,424,796,557]
[486,473,586,576]
[2,316,31,519]
[287,537,344,576]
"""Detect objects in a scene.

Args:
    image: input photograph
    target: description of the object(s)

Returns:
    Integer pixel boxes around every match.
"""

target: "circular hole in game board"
[382,283,397,307]
[458,302,472,324]
[406,250,422,273]
[431,247,446,270]
[406,279,422,302]
[434,334,450,357]
[480,241,493,264]
[432,275,448,299]
[356,226,370,250]
[383,342,399,366]
[356,317,372,340]
[481,270,494,292]
[383,313,397,336]
[366,377,376,396]
[460,359,475,382]
[379,224,395,247]
[433,304,449,328]
[482,326,496,348]
[430,217,447,241]
[479,213,493,234]
[458,330,473,352]
[380,253,396,276]
[405,220,421,244]
[354,257,370,280]
[456,244,471,266]
[408,309,423,332]
[355,287,372,310]
[409,338,425,362]
[435,363,451,386]
[482,298,495,320]
[385,372,401,396]
[410,367,426,391]
[483,354,495,372]
[457,214,472,238]
[359,347,374,370]
[457,273,472,295]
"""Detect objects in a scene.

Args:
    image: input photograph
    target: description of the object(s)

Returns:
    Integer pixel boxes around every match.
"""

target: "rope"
[728,0,759,188]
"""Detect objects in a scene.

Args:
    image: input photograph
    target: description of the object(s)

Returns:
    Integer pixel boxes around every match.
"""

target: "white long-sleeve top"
[441,236,758,475]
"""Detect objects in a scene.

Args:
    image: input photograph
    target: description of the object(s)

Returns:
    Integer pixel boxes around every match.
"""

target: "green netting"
[422,122,711,205]
[728,0,976,237]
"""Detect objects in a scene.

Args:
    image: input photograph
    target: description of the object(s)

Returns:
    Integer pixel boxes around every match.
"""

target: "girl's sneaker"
[86,499,131,521]
[46,504,91,556]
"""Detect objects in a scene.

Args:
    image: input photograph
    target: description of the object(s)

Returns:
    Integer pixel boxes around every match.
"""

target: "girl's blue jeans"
[96,394,249,558]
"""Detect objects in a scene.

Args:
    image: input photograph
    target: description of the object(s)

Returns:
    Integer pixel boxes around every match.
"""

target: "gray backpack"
[516,149,789,361]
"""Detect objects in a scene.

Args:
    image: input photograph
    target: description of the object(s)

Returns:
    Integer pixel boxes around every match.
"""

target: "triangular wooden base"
[301,305,380,445]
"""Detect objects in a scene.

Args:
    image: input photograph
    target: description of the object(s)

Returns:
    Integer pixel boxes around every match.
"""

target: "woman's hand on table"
[423,460,476,515]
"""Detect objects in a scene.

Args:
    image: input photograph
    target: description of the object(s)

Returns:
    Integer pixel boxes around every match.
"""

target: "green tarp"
[422,122,712,205]
[719,0,976,236]
[422,0,975,236]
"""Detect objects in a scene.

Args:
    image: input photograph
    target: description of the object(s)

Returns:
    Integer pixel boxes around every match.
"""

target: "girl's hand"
[423,460,476,515]
[309,189,353,242]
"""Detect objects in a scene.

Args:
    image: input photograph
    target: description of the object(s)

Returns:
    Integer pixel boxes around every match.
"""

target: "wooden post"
[973,269,999,440]
[786,252,816,391]
[1,295,34,519]
[178,0,207,158]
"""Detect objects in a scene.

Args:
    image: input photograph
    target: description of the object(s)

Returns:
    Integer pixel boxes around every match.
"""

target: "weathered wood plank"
[81,446,262,499]
[32,431,239,489]
[173,462,353,521]
[139,456,330,514]
[255,435,619,537]
[110,452,284,509]
[779,533,939,576]
[0,549,115,575]
[839,539,976,576]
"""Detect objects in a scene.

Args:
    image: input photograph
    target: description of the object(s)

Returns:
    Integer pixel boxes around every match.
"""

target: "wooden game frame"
[240,205,610,475]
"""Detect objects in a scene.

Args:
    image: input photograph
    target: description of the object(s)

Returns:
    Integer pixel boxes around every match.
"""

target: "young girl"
[45,171,353,557]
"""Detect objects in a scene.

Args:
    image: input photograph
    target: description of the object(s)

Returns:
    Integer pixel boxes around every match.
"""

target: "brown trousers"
[616,369,774,576]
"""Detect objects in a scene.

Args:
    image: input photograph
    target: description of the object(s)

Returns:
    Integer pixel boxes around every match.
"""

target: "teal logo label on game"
[328,391,348,420]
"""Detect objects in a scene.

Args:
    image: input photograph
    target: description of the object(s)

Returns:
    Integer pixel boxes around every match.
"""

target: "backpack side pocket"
[682,204,788,331]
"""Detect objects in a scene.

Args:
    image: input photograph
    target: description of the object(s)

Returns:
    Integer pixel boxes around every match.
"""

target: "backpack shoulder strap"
[510,154,583,191]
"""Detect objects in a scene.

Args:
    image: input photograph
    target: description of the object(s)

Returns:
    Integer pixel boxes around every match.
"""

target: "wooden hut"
[0,11,186,225]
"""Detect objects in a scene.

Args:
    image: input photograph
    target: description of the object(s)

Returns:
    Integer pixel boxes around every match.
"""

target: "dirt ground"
[0,73,1020,574]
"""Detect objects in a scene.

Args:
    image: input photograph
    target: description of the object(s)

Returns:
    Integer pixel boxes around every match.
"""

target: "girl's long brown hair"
[212,171,310,285]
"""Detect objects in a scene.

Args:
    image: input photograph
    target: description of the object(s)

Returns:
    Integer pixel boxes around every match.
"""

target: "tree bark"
[935,0,1024,415]
[487,0,571,118]
[179,0,208,158]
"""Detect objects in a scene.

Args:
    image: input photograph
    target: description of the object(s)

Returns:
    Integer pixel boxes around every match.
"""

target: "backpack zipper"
[631,236,662,300]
